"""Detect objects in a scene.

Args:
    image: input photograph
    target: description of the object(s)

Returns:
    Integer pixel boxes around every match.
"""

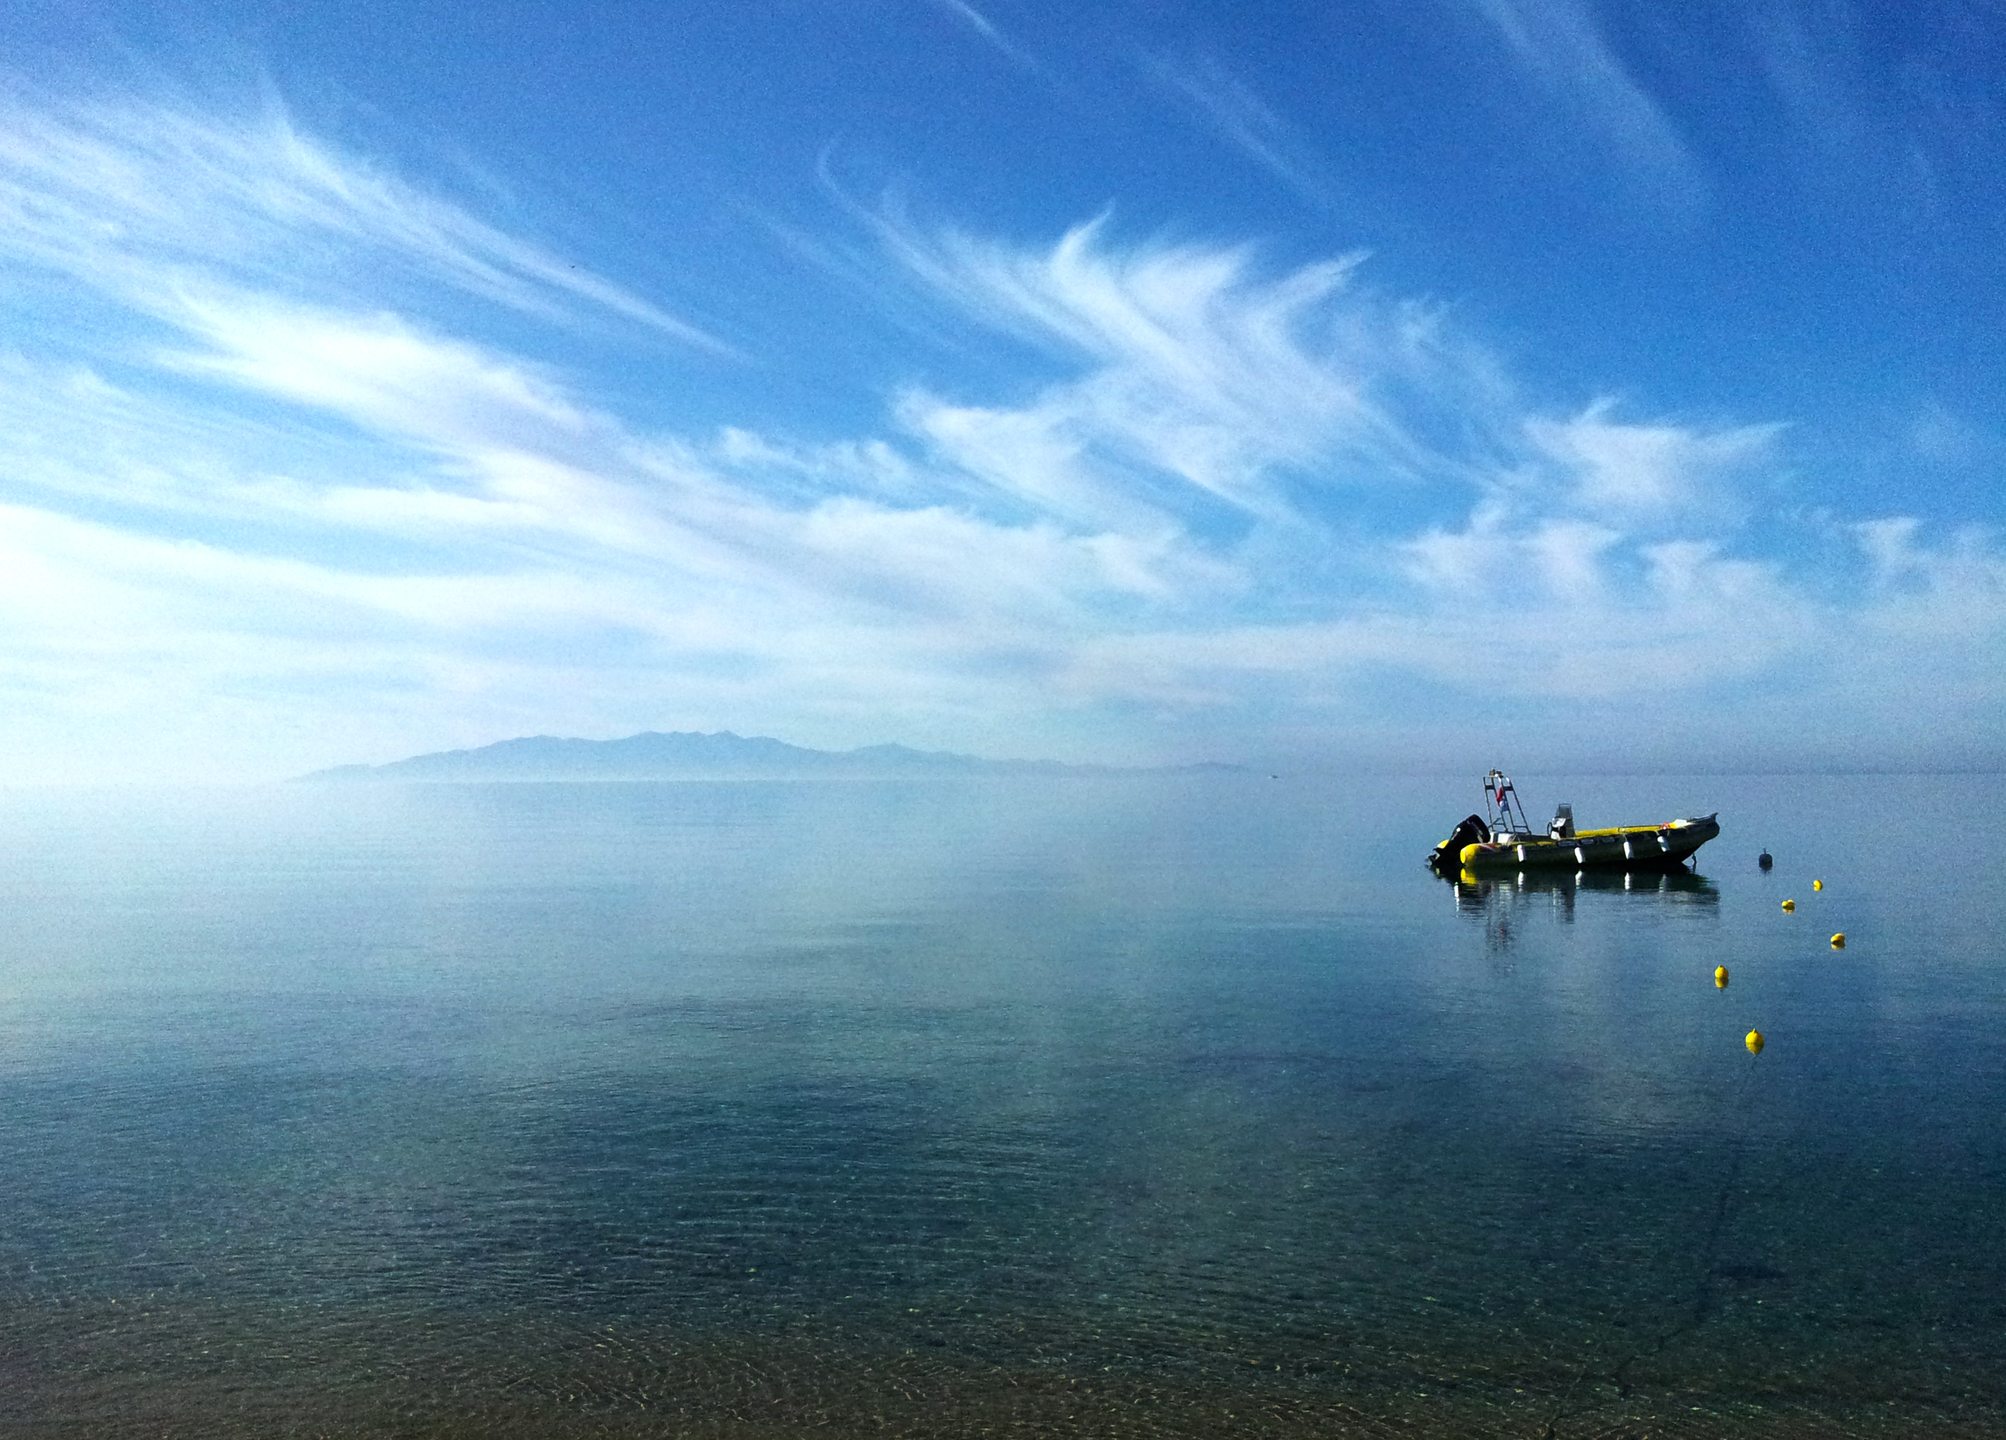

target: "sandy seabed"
[3,1298,1999,1439]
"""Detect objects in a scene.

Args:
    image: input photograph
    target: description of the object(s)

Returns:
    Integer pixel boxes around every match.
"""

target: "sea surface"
[1,772,2002,1437]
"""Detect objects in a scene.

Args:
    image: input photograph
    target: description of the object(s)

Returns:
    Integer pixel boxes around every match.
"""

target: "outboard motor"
[1429,814,1491,870]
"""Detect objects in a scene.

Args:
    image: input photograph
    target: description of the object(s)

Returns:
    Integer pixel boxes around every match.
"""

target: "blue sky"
[2,0,2002,781]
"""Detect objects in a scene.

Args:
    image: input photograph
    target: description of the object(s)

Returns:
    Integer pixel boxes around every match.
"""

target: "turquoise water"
[1,773,2002,1437]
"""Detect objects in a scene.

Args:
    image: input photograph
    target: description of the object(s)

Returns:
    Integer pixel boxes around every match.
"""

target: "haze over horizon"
[3,1,2003,784]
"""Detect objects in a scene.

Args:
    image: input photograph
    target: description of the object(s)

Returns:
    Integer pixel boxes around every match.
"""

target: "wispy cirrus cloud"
[857,207,1501,524]
[1141,53,1334,209]
[0,88,2000,779]
[1465,0,1708,215]
[922,0,1034,66]
[1741,0,2006,239]
[0,89,731,352]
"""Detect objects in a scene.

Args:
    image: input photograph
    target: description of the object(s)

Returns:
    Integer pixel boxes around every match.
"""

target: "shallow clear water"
[1,772,2002,1436]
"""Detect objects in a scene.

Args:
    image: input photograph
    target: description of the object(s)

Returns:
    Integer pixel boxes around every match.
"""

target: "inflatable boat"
[1428,770,1719,873]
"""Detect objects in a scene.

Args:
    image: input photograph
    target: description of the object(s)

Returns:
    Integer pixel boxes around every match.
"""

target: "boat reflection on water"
[1443,864,1717,952]
[1448,865,1718,903]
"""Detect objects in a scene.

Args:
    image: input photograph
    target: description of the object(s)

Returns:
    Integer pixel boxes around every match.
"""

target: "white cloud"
[1906,401,1990,466]
[0,91,730,351]
[865,211,1489,520]
[1525,400,1784,522]
[168,294,600,454]
[1142,53,1334,209]
[1466,0,1708,214]
[893,389,1172,532]
[0,90,2001,778]
[923,0,1034,66]
[1852,516,2006,623]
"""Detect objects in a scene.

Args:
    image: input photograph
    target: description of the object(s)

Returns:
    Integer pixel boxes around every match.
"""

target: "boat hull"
[1455,814,1719,872]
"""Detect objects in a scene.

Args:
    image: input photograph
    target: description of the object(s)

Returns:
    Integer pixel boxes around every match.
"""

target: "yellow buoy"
[1830,932,1846,949]
[1781,898,1796,911]
[1714,965,1729,988]
[1745,1029,1765,1055]
[1813,879,1824,891]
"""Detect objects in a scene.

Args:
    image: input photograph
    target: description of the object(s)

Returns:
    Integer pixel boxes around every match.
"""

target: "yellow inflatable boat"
[1428,770,1720,873]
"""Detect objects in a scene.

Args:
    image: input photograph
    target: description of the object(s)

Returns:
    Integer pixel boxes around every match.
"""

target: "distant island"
[297,731,1245,782]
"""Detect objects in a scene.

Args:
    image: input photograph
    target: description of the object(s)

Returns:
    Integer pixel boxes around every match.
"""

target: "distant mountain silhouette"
[297,731,1244,782]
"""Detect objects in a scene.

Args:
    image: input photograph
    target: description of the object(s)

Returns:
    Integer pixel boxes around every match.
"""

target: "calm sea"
[1,772,2002,1437]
